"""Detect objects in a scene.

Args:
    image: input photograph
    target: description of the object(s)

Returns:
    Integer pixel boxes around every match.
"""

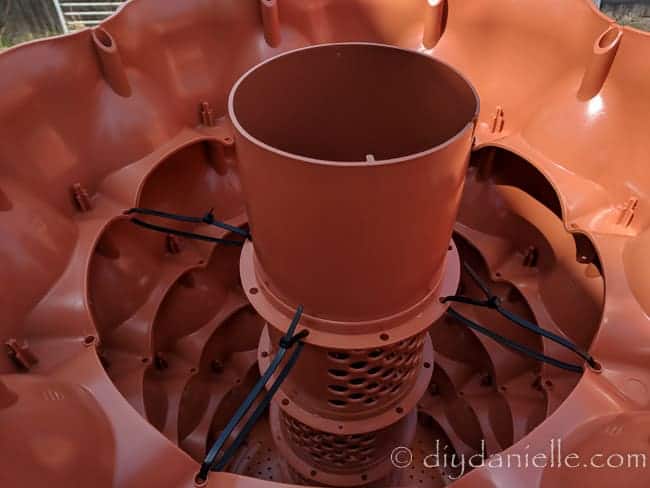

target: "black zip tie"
[211,339,306,472]
[279,329,309,349]
[130,218,246,247]
[197,305,308,482]
[442,262,598,370]
[447,307,584,374]
[125,207,251,239]
[124,208,250,246]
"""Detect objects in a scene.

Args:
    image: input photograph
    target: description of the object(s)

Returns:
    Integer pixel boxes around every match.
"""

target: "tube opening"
[93,28,115,51]
[597,26,621,51]
[230,43,478,164]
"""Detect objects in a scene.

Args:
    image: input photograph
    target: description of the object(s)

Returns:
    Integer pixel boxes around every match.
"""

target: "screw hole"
[249,287,259,295]
[380,333,389,341]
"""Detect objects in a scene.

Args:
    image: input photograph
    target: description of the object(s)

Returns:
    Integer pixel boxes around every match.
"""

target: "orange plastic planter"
[0,1,649,488]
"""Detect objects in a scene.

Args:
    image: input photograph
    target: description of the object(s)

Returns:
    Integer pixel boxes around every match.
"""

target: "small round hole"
[328,369,348,378]
[249,287,259,295]
[329,399,347,408]
[380,333,389,341]
[589,360,603,373]
[83,335,96,346]
[328,351,350,361]
[350,361,368,370]
[423,362,431,369]
[396,406,404,414]
[282,398,290,406]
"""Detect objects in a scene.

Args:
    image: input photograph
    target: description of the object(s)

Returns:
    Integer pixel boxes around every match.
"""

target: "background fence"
[0,0,125,46]
[52,0,126,33]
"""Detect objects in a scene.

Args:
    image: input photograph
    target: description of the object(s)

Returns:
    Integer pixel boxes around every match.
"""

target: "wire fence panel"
[53,0,125,32]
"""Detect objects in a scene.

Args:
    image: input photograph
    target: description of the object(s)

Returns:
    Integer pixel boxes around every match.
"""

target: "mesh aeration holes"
[368,349,383,358]
[350,360,368,370]
[328,384,348,394]
[328,368,348,378]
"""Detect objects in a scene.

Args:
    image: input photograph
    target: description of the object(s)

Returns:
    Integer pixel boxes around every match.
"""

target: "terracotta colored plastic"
[1,0,649,487]
[232,43,477,324]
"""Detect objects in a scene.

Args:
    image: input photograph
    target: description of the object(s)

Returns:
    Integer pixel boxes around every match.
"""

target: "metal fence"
[52,0,125,33]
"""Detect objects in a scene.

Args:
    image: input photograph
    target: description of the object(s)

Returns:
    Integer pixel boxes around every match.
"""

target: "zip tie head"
[487,295,501,309]
[202,208,215,225]
[279,329,309,349]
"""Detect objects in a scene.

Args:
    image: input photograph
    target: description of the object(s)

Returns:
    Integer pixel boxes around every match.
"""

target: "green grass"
[0,35,11,50]
[0,31,60,51]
